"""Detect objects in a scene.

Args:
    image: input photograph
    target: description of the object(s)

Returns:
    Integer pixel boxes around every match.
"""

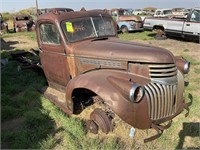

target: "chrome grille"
[148,64,177,78]
[145,83,178,120]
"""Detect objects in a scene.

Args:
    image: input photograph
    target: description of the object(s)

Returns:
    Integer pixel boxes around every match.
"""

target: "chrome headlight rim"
[184,61,190,74]
[129,83,145,103]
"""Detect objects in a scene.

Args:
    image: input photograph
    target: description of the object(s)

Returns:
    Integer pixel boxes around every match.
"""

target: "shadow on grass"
[0,37,19,50]
[0,54,60,149]
[176,122,200,149]
[147,32,156,37]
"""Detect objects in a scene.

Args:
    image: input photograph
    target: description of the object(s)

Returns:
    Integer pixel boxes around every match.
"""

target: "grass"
[118,31,156,41]
[1,31,36,40]
[1,31,200,149]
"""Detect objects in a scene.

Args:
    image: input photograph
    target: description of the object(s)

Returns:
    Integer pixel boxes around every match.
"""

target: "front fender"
[66,69,152,129]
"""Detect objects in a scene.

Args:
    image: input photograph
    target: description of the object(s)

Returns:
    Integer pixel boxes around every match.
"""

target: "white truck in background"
[143,7,200,41]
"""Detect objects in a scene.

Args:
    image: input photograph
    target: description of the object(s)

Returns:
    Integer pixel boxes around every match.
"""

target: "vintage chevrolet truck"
[108,8,143,33]
[36,9,192,142]
[143,7,200,41]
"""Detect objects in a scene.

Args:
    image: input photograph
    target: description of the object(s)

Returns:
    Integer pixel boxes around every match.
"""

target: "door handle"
[186,24,190,26]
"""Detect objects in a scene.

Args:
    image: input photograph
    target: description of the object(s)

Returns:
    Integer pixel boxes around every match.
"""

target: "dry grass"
[1,32,199,149]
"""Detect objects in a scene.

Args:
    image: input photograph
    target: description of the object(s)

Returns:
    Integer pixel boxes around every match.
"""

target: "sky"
[0,0,200,13]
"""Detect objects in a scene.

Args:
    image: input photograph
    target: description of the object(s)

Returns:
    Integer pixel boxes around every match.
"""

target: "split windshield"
[62,17,115,42]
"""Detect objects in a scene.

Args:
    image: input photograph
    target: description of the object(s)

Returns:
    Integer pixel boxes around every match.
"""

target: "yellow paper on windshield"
[66,22,74,33]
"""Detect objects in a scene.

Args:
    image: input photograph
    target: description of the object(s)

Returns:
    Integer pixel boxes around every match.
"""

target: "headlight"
[129,83,144,103]
[184,61,190,74]
[175,56,190,74]
[129,21,136,26]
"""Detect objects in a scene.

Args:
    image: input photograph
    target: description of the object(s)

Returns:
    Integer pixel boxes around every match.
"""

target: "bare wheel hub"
[90,108,112,134]
[86,120,98,134]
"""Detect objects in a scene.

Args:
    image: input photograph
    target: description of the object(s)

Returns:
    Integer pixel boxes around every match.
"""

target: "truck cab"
[154,8,173,17]
[36,9,192,142]
[109,8,143,33]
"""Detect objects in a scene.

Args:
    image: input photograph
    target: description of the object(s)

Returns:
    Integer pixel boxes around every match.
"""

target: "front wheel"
[86,108,113,134]
[121,26,129,33]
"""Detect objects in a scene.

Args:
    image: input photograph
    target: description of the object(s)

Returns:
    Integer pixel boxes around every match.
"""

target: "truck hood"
[119,15,142,22]
[71,38,175,64]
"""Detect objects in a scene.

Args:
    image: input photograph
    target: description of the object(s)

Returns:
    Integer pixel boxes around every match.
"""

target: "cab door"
[37,22,71,89]
[183,9,200,39]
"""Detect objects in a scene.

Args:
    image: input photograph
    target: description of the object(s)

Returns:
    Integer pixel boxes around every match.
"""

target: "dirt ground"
[1,35,200,149]
[1,36,38,50]
[134,38,200,59]
[2,35,199,56]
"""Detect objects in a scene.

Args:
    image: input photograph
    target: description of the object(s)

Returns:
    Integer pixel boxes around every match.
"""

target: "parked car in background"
[13,15,35,32]
[143,7,200,41]
[0,13,8,34]
[172,8,189,16]
[39,7,74,15]
[109,8,143,33]
[154,8,173,17]
[132,9,146,15]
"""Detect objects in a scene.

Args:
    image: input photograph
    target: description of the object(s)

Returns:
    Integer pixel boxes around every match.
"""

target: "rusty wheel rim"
[86,120,98,134]
[90,108,112,134]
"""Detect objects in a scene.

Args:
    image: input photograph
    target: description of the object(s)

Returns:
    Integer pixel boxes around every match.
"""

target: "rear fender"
[66,70,151,129]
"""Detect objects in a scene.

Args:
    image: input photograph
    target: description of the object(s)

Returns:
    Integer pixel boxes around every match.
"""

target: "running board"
[39,86,72,115]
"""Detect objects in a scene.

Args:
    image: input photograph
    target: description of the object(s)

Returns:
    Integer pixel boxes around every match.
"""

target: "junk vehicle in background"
[36,9,192,142]
[38,7,74,15]
[13,15,35,32]
[172,8,189,17]
[153,8,173,18]
[0,13,8,34]
[143,7,200,42]
[108,8,143,33]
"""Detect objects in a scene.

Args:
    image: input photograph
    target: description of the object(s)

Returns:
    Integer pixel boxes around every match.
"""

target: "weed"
[118,31,156,41]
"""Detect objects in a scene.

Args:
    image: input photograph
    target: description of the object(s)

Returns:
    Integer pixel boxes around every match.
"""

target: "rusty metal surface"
[36,10,112,25]
[86,120,98,134]
[119,15,142,22]
[39,8,74,15]
[40,86,72,115]
[13,15,35,32]
[70,38,175,64]
[35,9,191,140]
[65,69,152,129]
[90,108,112,134]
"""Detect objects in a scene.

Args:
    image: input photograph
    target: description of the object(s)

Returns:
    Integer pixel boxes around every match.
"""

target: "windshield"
[163,10,172,15]
[118,9,130,15]
[62,17,115,42]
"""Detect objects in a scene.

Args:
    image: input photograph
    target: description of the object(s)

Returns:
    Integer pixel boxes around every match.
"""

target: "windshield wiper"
[91,37,108,41]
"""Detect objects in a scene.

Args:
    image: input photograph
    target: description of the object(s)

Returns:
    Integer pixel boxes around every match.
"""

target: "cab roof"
[37,9,111,23]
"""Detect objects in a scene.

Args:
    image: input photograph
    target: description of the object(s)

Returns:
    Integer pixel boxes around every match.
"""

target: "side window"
[190,10,200,22]
[40,23,61,44]
[156,11,161,15]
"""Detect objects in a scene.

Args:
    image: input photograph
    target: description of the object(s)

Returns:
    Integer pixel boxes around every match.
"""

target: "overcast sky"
[1,0,200,12]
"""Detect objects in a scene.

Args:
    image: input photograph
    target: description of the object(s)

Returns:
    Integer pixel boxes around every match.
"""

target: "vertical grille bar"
[166,85,170,116]
[145,83,177,120]
[156,83,164,118]
[145,84,155,119]
[162,84,168,117]
[173,85,178,112]
[150,83,162,119]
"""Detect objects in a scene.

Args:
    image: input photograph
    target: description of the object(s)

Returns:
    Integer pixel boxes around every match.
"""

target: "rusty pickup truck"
[109,8,143,33]
[36,9,192,142]
[13,15,35,32]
